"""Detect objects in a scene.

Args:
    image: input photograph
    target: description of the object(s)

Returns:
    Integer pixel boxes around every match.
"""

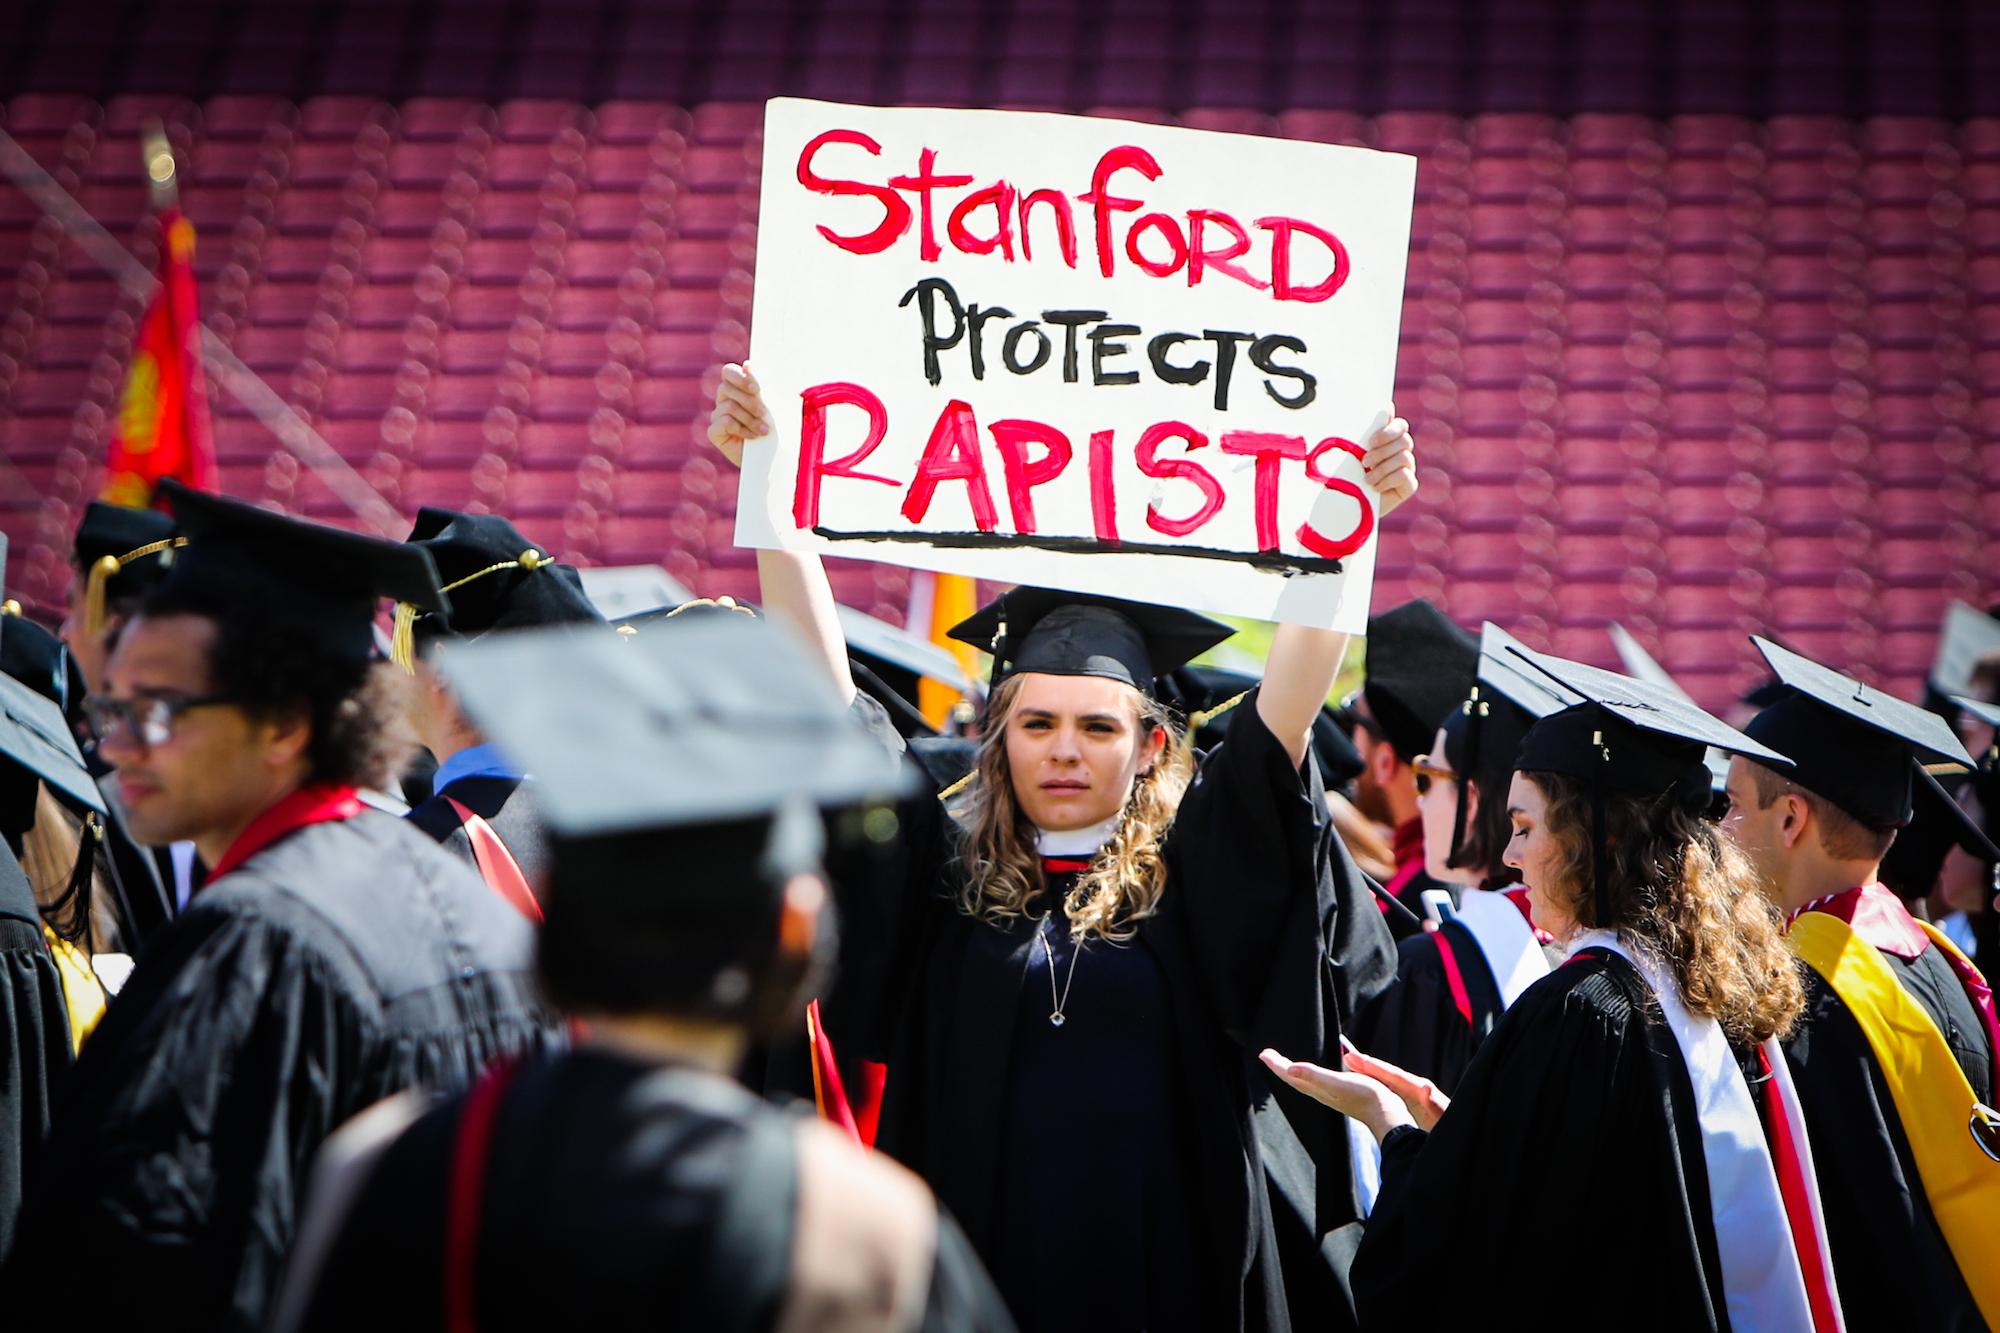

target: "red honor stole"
[210,782,366,879]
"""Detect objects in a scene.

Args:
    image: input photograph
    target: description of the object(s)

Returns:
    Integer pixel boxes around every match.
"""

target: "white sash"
[1567,930,1819,1332]
[1452,888,1549,1010]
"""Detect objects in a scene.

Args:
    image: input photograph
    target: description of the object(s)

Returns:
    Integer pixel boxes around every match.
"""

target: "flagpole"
[0,127,403,538]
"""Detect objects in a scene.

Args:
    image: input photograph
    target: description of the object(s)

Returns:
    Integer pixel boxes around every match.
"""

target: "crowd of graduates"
[0,359,1991,1332]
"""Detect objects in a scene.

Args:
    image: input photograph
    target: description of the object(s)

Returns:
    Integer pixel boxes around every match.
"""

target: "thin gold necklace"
[1038,915,1083,1027]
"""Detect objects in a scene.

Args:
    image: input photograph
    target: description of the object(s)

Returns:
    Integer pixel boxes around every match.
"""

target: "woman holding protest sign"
[709,362,1416,1333]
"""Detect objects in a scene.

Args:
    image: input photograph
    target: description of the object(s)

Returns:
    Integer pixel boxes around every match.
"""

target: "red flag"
[102,207,216,507]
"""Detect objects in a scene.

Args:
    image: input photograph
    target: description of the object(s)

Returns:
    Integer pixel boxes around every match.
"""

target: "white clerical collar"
[1036,815,1122,858]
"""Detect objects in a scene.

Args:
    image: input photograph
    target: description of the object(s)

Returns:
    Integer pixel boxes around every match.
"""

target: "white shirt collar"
[1036,814,1123,858]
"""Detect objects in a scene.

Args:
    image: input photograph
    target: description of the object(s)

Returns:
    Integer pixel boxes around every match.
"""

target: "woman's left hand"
[1260,1048,1416,1143]
[1363,409,1419,517]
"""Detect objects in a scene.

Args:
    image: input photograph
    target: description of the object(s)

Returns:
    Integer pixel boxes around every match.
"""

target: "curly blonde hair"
[957,674,1193,941]
[1525,770,1805,1045]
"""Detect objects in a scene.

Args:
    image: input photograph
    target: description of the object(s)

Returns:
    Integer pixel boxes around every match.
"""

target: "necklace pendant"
[1049,1012,1066,1027]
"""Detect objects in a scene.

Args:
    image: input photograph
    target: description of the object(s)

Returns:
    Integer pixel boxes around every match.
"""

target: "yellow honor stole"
[1788,911,2000,1328]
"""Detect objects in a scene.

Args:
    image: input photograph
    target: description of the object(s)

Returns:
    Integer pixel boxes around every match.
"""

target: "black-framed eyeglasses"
[84,692,238,748]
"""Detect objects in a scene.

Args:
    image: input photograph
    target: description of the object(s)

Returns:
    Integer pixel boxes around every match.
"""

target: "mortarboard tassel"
[390,600,421,672]
[393,548,552,673]
[1447,688,1486,869]
[1188,688,1252,737]
[84,538,186,639]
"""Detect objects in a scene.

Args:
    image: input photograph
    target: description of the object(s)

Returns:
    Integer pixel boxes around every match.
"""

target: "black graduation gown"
[1781,943,1990,1331]
[3,810,564,1333]
[1351,949,1734,1330]
[406,774,552,888]
[291,1048,1015,1332]
[837,692,1398,1333]
[0,846,69,1262]
[1353,917,1507,1098]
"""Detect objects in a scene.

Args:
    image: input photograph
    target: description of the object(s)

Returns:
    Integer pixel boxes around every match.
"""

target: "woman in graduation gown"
[709,366,1416,1333]
[277,612,1013,1333]
[1268,651,1847,1331]
[1353,625,1566,1096]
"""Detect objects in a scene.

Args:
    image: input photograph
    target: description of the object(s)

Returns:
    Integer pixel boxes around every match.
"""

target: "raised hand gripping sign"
[738,98,1415,630]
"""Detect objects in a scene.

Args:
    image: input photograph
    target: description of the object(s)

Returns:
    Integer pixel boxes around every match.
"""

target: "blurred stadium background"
[2,0,1996,706]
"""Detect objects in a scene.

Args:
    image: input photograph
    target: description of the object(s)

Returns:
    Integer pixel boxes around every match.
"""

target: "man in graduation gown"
[274,610,1012,1332]
[1725,637,2000,1332]
[1347,600,1479,938]
[3,484,564,1333]
[396,507,605,903]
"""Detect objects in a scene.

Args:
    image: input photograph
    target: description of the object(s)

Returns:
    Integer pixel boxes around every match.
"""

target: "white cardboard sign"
[738,98,1415,630]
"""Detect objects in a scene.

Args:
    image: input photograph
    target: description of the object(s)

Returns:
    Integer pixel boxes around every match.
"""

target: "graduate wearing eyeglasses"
[4,485,564,1333]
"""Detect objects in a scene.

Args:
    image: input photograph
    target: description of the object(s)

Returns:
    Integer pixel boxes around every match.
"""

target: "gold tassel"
[84,554,121,639]
[936,769,977,803]
[84,538,186,639]
[0,599,19,618]
[395,549,557,671]
[1189,687,1253,735]
[390,601,420,672]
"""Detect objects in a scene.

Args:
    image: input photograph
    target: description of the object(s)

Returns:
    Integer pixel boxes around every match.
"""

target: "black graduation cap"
[1744,636,1975,830]
[0,669,105,817]
[1156,662,1365,784]
[435,611,914,838]
[1361,599,1480,762]
[394,507,603,668]
[946,587,1232,697]
[1510,645,1789,811]
[1441,623,1579,863]
[1608,623,1733,794]
[0,613,87,726]
[0,540,101,879]
[74,501,183,638]
[155,480,448,663]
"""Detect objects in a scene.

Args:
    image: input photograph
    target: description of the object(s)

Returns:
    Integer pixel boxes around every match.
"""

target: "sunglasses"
[1412,755,1457,796]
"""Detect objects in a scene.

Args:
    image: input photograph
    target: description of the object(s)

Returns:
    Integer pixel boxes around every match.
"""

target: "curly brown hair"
[957,674,1193,942]
[1523,770,1805,1045]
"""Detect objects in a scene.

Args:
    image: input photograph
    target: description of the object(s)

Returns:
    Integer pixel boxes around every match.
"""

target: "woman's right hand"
[1340,1044,1450,1132]
[707,362,773,469]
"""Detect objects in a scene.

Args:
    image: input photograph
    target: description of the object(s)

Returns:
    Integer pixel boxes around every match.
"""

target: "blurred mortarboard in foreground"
[436,611,913,839]
[1361,599,1479,761]
[1744,636,1974,829]
[157,480,447,663]
[439,613,916,924]
[947,587,1230,698]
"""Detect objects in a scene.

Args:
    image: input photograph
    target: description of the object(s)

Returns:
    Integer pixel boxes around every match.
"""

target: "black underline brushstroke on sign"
[810,527,1346,576]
